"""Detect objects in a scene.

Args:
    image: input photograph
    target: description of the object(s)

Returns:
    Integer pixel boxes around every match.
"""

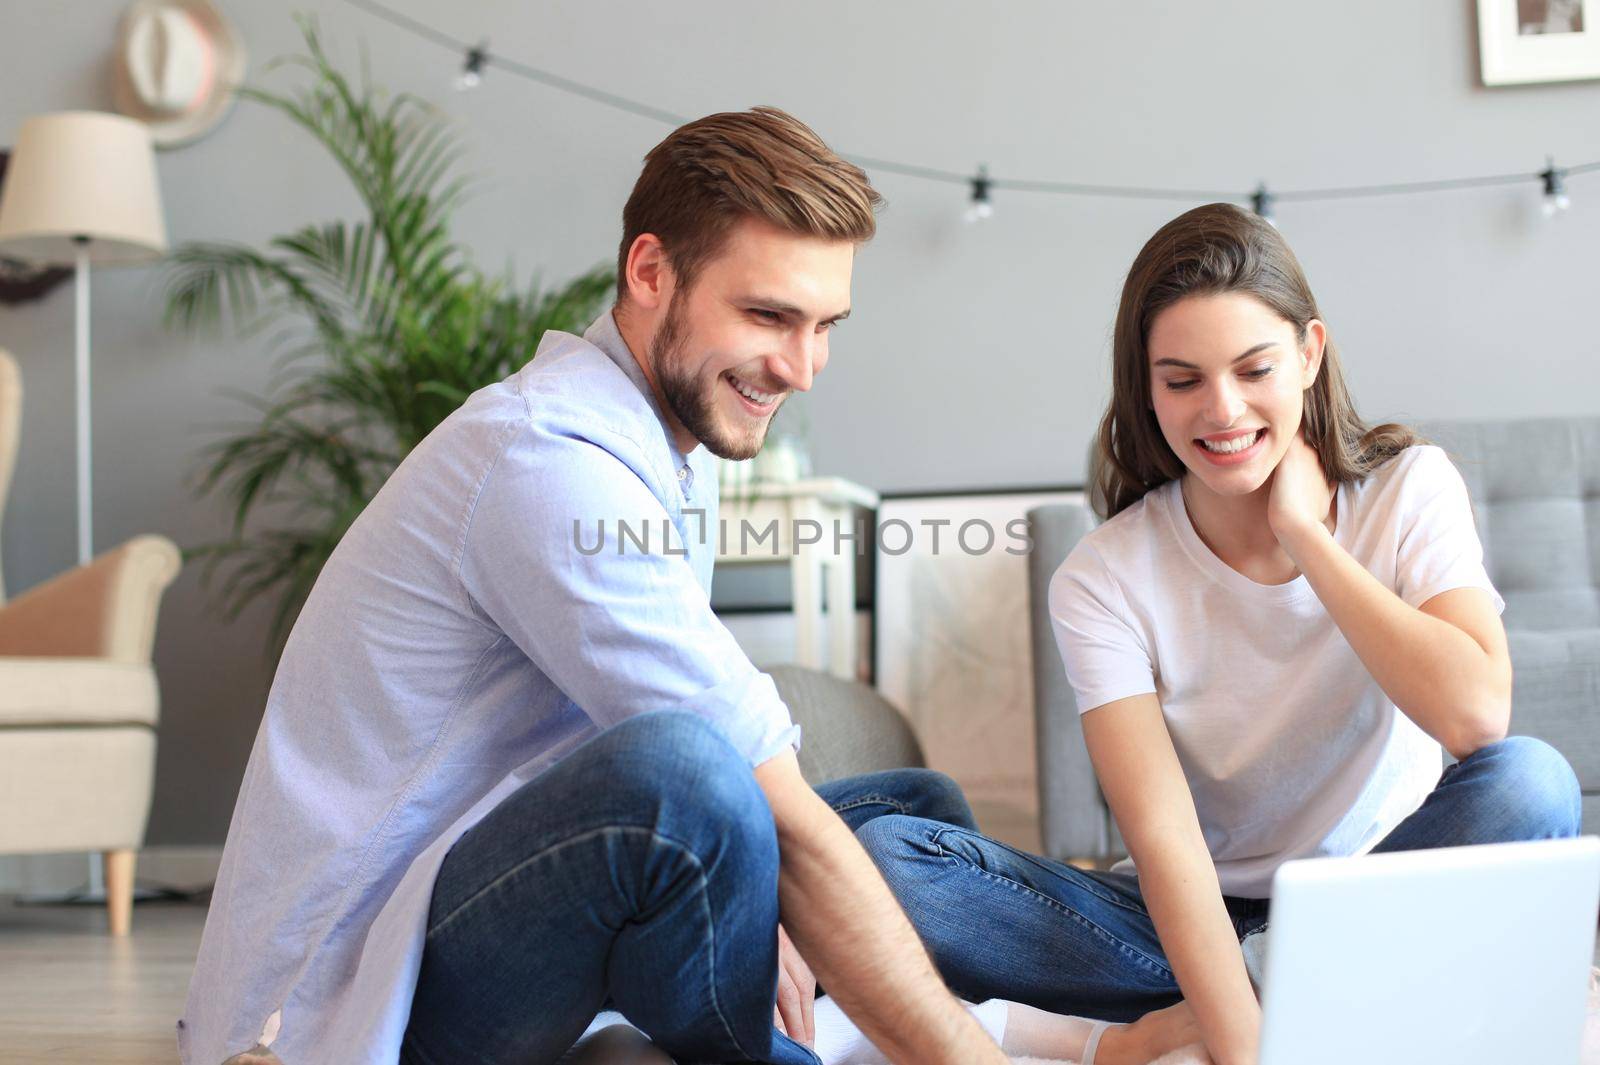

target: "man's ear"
[624,233,672,311]
[1301,319,1327,390]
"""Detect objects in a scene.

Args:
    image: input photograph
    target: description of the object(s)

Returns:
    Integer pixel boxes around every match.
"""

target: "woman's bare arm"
[1082,693,1261,1065]
[1279,522,1510,758]
[1268,435,1511,759]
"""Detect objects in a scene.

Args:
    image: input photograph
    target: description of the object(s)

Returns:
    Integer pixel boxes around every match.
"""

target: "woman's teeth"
[1199,430,1262,454]
[729,374,778,405]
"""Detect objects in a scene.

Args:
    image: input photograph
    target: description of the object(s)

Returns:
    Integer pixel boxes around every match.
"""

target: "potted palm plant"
[166,21,613,651]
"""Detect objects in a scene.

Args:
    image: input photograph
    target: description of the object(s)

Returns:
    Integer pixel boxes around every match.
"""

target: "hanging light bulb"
[964,166,993,223]
[1541,157,1571,217]
[456,42,490,91]
[1251,182,1276,227]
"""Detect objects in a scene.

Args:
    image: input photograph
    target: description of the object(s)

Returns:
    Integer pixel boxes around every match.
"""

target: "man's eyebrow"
[1151,341,1278,370]
[737,298,851,323]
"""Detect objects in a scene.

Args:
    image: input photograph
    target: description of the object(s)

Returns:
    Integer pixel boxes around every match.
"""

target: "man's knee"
[1464,735,1582,839]
[576,712,778,872]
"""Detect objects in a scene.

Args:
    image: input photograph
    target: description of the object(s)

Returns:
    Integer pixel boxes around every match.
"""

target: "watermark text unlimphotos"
[572,511,1035,558]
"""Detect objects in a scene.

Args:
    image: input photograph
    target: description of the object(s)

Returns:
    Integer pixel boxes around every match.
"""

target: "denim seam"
[926,834,1173,979]
[929,827,1154,920]
[425,824,759,1063]
[955,859,1174,979]
[828,794,912,816]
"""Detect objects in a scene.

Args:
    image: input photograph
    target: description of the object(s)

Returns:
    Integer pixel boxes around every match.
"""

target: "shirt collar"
[583,308,697,492]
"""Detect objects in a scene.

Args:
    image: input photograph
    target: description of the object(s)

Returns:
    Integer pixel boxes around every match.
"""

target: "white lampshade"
[0,111,168,266]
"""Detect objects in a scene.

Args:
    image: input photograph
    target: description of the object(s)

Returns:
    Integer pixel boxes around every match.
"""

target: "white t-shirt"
[1048,445,1503,897]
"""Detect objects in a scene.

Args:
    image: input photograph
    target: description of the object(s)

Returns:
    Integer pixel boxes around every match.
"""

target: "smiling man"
[180,108,1009,1065]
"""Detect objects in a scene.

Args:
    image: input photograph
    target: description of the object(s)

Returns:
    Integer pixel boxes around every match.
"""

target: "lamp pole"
[74,235,92,568]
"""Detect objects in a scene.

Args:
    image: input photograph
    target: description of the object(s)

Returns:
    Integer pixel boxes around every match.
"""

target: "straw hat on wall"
[111,0,247,149]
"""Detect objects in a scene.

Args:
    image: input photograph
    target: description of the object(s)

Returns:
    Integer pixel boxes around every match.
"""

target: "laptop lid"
[1259,837,1600,1065]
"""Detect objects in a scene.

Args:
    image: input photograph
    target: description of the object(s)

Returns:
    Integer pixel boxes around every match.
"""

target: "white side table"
[716,477,878,680]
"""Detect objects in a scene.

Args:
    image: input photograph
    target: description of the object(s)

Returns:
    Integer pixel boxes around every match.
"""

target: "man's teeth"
[1200,430,1261,454]
[729,375,778,405]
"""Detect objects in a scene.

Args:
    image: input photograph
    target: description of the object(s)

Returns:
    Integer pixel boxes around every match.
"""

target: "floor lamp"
[0,111,168,901]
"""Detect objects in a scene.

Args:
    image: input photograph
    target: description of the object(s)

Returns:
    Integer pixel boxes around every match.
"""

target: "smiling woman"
[1096,203,1420,519]
[852,202,1581,1065]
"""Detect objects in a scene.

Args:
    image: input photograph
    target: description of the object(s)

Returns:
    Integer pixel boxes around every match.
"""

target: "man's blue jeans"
[854,735,1583,1023]
[399,710,979,1065]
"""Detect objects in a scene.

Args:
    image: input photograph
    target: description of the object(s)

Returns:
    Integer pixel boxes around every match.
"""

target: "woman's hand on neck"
[1266,432,1338,548]
[1181,432,1336,585]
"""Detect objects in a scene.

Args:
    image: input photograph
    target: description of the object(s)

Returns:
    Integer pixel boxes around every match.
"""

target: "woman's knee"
[834,767,976,828]
[1463,735,1582,839]
[855,814,943,891]
[900,768,978,828]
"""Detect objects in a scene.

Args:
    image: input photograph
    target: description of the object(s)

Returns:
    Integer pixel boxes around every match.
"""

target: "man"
[180,107,1010,1065]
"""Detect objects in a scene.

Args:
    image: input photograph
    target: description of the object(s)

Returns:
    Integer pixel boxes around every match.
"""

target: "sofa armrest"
[0,658,160,727]
[768,664,926,785]
[0,535,182,663]
[1027,502,1113,860]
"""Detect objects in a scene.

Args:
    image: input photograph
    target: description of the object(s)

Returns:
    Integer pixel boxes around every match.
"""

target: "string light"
[455,41,489,91]
[965,166,993,223]
[1250,182,1276,227]
[1541,157,1571,217]
[339,0,1599,227]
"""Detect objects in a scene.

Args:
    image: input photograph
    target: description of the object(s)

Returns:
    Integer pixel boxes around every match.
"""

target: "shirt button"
[677,467,689,481]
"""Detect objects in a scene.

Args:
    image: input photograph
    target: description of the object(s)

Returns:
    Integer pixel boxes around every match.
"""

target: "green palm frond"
[168,20,614,656]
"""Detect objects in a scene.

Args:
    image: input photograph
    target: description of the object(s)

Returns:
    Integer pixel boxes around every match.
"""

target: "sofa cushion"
[0,726,156,851]
[1419,418,1600,632]
[1508,629,1600,792]
[0,658,158,727]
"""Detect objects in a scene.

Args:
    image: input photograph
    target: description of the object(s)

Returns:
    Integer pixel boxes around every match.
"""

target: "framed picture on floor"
[1478,0,1600,84]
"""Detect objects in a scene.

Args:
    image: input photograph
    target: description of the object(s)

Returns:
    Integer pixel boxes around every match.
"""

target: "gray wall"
[2,0,1597,845]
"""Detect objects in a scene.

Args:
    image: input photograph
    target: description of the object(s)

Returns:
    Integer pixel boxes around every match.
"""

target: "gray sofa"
[1028,416,1600,861]
[769,663,927,784]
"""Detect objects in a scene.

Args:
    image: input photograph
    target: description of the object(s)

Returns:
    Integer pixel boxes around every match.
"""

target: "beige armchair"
[0,349,181,935]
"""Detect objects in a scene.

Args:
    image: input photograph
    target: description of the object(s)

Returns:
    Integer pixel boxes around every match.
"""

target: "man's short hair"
[617,106,883,300]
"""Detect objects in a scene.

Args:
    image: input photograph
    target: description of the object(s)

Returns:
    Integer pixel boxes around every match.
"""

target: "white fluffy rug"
[311,968,1597,1065]
[1009,968,1600,1064]
[1011,1052,1209,1065]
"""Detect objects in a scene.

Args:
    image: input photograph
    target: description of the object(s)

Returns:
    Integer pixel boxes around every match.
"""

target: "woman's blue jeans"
[399,710,979,1065]
[854,735,1583,1023]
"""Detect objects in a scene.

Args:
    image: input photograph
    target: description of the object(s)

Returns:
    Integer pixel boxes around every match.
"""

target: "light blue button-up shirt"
[180,312,800,1065]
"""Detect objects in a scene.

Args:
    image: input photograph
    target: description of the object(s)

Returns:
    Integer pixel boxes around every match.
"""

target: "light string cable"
[338,0,1600,217]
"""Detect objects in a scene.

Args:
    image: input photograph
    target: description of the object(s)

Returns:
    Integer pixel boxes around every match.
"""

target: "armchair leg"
[103,849,135,937]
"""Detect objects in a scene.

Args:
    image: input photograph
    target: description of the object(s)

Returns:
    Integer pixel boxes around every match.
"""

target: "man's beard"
[650,289,781,461]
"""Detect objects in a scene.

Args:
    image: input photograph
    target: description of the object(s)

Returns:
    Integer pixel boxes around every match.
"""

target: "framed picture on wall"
[1478,0,1600,84]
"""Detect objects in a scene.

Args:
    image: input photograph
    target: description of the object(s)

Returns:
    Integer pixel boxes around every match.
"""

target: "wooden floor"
[0,896,206,1064]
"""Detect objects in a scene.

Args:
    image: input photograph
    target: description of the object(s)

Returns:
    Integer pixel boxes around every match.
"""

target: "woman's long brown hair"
[1095,203,1420,518]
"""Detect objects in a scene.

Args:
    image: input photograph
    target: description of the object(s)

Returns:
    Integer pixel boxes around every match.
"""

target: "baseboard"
[0,846,223,896]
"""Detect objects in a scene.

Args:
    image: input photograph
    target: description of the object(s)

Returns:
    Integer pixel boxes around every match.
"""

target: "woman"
[857,203,1580,1065]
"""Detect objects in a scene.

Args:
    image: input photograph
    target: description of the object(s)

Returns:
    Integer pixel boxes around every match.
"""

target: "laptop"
[1259,837,1600,1064]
